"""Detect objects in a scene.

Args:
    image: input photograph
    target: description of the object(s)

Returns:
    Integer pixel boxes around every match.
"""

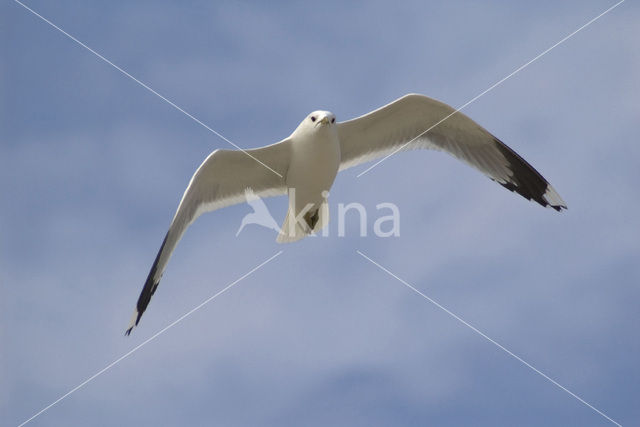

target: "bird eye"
[311,116,316,122]
[331,117,335,123]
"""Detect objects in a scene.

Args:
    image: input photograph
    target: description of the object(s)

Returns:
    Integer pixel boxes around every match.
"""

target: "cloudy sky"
[2,1,639,426]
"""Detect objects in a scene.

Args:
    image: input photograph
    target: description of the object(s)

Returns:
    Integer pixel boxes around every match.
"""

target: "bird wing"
[126,140,291,334]
[337,93,566,210]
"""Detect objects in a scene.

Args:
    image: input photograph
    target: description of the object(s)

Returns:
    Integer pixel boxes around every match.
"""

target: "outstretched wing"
[337,94,566,210]
[126,140,291,334]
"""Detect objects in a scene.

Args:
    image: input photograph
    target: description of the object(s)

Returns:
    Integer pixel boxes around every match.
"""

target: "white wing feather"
[126,140,290,334]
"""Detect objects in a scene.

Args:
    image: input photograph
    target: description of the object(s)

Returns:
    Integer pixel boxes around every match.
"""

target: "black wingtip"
[135,274,160,326]
[135,310,143,326]
[493,138,566,211]
[125,233,168,335]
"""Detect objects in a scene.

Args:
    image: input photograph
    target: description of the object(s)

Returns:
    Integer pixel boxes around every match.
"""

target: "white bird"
[235,188,281,236]
[125,93,566,334]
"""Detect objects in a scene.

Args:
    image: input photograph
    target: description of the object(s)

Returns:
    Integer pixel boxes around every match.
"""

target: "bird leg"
[304,208,320,230]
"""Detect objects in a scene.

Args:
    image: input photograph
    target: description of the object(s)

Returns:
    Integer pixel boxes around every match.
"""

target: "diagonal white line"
[356,0,625,178]
[17,250,283,427]
[12,0,283,178]
[356,250,621,426]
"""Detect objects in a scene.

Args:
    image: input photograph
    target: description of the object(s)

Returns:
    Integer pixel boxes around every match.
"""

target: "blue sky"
[2,1,639,426]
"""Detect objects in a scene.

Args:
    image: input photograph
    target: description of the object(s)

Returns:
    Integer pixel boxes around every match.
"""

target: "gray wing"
[337,93,566,210]
[126,140,291,334]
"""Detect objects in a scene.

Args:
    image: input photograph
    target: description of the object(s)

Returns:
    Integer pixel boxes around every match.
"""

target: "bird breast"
[286,131,341,195]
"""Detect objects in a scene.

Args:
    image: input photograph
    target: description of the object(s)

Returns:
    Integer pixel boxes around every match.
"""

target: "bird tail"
[276,209,309,243]
[276,202,329,243]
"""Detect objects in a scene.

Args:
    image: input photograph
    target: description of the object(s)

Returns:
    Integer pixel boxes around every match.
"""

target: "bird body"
[125,94,566,334]
[279,111,340,242]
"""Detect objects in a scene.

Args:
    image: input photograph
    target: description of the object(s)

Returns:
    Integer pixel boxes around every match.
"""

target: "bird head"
[293,110,336,135]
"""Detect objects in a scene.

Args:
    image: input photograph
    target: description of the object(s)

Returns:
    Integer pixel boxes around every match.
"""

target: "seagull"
[235,188,281,236]
[125,93,566,334]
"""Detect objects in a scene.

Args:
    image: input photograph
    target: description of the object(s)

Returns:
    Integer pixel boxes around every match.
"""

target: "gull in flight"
[125,94,566,334]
